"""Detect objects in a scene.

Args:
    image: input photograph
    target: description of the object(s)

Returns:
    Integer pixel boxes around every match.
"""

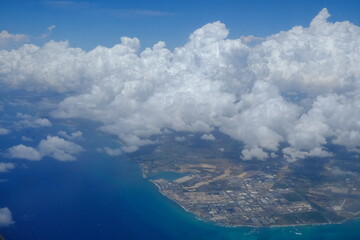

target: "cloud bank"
[1,8,360,160]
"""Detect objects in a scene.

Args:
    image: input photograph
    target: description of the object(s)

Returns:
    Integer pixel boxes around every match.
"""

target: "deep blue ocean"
[1,123,360,239]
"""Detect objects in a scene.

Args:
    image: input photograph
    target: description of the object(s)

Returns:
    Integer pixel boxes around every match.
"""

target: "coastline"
[148,178,358,229]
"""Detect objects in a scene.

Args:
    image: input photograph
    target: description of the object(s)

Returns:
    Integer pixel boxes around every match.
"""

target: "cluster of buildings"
[153,170,318,226]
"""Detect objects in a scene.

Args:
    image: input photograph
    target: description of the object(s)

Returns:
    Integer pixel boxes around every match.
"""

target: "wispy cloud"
[43,1,96,9]
[43,1,174,18]
[38,25,56,39]
[98,9,175,18]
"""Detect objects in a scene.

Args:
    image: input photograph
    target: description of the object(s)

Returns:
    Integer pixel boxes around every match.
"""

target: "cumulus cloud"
[0,208,14,227]
[0,30,29,50]
[8,136,83,161]
[241,147,269,161]
[0,162,15,172]
[0,128,10,135]
[201,133,216,141]
[8,144,42,161]
[38,136,83,161]
[1,8,360,161]
[240,35,264,47]
[15,113,52,129]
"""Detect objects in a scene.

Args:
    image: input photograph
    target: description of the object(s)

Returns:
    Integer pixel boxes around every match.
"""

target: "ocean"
[1,130,360,239]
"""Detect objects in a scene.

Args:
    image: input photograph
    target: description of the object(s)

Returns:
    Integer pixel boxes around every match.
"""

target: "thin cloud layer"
[1,8,360,160]
[58,130,83,140]
[0,128,10,135]
[0,162,15,172]
[98,147,122,156]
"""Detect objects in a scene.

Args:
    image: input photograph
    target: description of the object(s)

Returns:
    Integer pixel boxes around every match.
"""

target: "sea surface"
[1,130,360,240]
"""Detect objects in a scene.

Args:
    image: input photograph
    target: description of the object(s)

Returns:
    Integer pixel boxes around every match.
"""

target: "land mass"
[131,132,360,227]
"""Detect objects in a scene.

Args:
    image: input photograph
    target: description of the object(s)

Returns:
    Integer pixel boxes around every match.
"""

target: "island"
[130,132,360,227]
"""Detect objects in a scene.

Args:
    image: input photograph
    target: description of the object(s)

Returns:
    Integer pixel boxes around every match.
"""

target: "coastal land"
[131,132,360,227]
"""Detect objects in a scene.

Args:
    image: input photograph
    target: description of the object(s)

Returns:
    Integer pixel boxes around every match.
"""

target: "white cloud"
[39,25,57,39]
[8,136,83,161]
[43,1,172,17]
[0,207,14,227]
[15,113,52,129]
[8,144,42,161]
[0,162,15,172]
[240,35,264,47]
[241,147,269,161]
[58,130,83,140]
[38,136,83,161]
[0,30,29,50]
[329,166,356,176]
[100,147,122,156]
[201,133,215,141]
[1,9,360,161]
[250,8,360,94]
[21,136,33,142]
[43,1,96,9]
[99,9,174,18]
[282,147,333,162]
[0,128,10,135]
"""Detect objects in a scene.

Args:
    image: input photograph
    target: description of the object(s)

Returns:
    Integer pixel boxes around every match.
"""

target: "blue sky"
[1,0,360,50]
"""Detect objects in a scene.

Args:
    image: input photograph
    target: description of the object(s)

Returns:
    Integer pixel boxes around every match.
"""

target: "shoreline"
[148,178,359,229]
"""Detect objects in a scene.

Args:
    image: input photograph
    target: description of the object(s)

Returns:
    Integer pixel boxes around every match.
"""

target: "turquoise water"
[0,130,360,239]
